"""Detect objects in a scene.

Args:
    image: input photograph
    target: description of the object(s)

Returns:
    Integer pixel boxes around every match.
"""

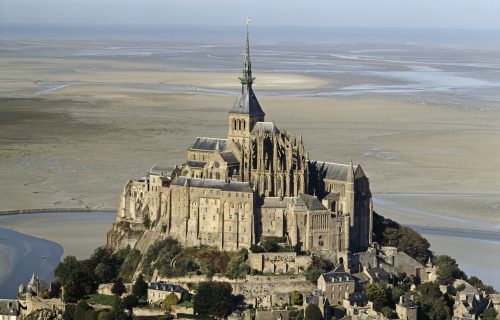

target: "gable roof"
[219,151,239,165]
[189,137,227,152]
[308,160,359,181]
[297,194,327,210]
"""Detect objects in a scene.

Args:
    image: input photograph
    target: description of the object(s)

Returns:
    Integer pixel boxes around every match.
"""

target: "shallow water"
[0,227,63,299]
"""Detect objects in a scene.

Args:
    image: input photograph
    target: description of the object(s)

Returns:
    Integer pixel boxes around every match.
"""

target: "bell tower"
[228,18,265,146]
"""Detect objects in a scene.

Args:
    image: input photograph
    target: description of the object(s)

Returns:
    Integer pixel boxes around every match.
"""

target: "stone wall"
[248,252,311,274]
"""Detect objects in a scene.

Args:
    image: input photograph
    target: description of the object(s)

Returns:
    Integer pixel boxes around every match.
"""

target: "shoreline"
[0,208,115,216]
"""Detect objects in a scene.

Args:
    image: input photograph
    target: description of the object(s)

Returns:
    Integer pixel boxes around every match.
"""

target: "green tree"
[193,281,234,318]
[364,283,388,311]
[123,295,139,311]
[291,291,303,305]
[131,274,148,299]
[305,256,335,283]
[372,212,431,264]
[63,304,76,320]
[261,237,280,252]
[162,293,179,311]
[435,255,465,285]
[74,301,94,320]
[482,306,498,320]
[63,280,84,303]
[304,304,323,320]
[225,249,250,279]
[97,311,112,320]
[414,282,451,320]
[111,278,126,296]
[110,295,128,320]
[468,276,496,294]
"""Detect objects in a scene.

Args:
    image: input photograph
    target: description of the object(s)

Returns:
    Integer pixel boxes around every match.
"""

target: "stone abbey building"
[107,30,373,262]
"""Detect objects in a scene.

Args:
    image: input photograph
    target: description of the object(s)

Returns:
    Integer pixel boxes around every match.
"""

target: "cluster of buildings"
[107,26,372,264]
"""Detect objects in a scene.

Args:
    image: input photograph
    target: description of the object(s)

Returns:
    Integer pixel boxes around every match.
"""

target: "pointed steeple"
[239,19,254,85]
[229,18,265,117]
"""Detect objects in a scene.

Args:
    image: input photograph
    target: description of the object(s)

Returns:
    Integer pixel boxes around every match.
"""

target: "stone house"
[396,296,418,320]
[317,266,356,306]
[0,300,18,320]
[147,282,185,305]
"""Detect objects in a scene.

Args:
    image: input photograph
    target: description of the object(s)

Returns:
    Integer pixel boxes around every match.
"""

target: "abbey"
[107,30,373,262]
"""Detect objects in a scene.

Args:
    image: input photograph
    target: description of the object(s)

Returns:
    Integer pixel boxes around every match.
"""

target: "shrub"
[162,293,179,311]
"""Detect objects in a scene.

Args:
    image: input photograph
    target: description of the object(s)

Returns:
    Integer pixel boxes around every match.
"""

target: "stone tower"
[227,23,265,147]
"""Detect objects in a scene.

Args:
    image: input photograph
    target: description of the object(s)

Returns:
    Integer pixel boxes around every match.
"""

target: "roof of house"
[148,282,185,293]
[171,176,253,193]
[189,137,227,152]
[251,121,279,135]
[186,160,206,169]
[149,164,171,176]
[366,267,390,283]
[308,160,359,181]
[296,194,327,211]
[219,151,239,164]
[0,300,18,316]
[320,269,355,283]
[259,197,294,208]
[399,296,418,309]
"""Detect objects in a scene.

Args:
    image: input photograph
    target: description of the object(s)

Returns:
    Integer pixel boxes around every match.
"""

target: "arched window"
[243,121,246,130]
[238,120,242,130]
[233,119,237,130]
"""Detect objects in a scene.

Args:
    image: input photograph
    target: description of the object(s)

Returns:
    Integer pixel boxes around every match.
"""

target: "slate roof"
[219,151,239,164]
[0,300,18,316]
[259,197,294,208]
[296,194,327,211]
[323,192,340,200]
[150,164,171,176]
[399,296,418,308]
[366,267,390,283]
[148,282,185,293]
[321,269,355,283]
[251,122,279,135]
[171,176,253,193]
[189,137,227,152]
[186,160,206,168]
[229,85,265,116]
[308,160,357,181]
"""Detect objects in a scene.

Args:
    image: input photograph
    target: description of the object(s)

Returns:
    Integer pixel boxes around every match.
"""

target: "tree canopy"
[193,281,234,318]
[435,255,466,285]
[373,212,431,264]
[304,304,323,320]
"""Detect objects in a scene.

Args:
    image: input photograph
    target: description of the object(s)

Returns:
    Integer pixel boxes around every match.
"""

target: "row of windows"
[232,118,247,131]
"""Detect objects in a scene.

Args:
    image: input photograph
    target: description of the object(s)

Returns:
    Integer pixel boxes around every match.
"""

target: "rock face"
[107,31,373,265]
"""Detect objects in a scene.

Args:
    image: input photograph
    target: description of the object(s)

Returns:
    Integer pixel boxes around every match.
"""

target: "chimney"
[399,296,403,305]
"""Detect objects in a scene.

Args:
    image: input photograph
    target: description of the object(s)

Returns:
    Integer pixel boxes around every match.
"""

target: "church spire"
[239,17,254,85]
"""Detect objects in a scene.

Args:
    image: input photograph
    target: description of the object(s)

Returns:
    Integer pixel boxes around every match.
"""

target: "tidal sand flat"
[0,35,499,289]
[0,212,115,259]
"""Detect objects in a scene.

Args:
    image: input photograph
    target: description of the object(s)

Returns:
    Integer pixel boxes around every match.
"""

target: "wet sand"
[0,212,115,259]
